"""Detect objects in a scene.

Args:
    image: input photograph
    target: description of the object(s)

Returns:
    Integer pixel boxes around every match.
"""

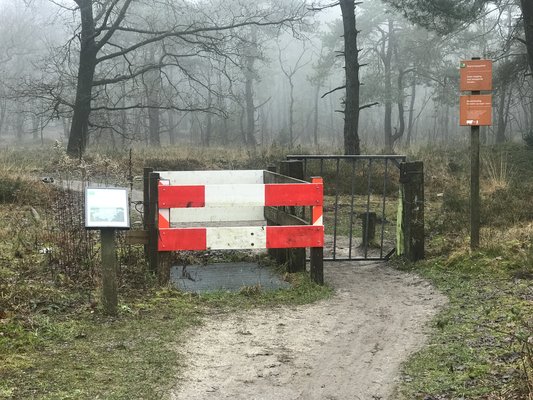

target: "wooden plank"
[266,225,324,249]
[160,183,320,208]
[159,185,205,208]
[206,226,267,250]
[265,184,322,206]
[159,228,207,251]
[264,207,308,226]
[125,230,150,245]
[158,170,264,185]
[206,184,265,206]
[170,207,265,224]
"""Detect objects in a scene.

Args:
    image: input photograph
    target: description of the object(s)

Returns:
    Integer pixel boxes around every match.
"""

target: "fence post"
[148,172,160,273]
[398,161,424,261]
[279,160,306,273]
[266,165,280,263]
[310,176,324,285]
[101,228,118,316]
[143,167,153,259]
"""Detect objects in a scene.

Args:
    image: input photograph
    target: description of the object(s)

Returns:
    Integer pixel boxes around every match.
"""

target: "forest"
[0,0,531,155]
[0,1,532,399]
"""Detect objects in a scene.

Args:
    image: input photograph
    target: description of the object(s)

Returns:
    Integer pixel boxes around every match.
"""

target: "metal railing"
[287,155,407,261]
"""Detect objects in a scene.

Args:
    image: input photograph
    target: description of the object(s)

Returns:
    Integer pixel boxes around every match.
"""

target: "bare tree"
[38,0,310,156]
[278,41,310,147]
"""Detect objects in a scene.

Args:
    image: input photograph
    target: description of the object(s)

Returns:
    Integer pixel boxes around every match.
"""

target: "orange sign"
[460,60,493,91]
[460,95,492,126]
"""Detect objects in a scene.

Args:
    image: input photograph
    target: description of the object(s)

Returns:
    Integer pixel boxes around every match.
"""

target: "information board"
[85,188,130,229]
[459,95,492,126]
[460,60,493,92]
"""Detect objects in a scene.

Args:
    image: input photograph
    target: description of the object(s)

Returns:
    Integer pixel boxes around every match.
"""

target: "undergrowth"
[1,142,532,399]
[395,143,533,400]
[0,147,332,399]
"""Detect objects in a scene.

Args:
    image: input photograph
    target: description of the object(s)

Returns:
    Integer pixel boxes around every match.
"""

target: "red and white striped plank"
[158,183,322,208]
[158,179,170,229]
[311,177,324,226]
[158,225,324,251]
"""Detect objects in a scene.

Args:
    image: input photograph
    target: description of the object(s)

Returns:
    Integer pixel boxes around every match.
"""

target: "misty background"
[0,0,529,153]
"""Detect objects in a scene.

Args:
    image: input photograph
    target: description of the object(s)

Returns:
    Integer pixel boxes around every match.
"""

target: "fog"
[0,0,530,154]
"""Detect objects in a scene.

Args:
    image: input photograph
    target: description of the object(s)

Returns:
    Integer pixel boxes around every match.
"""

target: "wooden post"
[266,166,279,262]
[361,212,377,247]
[143,167,153,259]
[310,247,323,285]
[279,160,305,273]
[148,172,160,273]
[470,79,481,250]
[158,252,171,285]
[101,228,118,316]
[471,125,480,249]
[399,161,424,261]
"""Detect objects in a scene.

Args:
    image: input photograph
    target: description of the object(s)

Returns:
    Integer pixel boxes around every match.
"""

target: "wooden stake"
[101,228,117,316]
[471,124,480,249]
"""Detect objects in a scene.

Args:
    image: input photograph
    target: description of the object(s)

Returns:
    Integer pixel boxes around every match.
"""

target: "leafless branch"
[321,85,345,98]
[359,102,379,111]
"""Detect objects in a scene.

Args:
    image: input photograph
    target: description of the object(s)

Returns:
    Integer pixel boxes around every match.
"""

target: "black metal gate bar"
[287,154,407,262]
[348,160,356,259]
[380,159,389,259]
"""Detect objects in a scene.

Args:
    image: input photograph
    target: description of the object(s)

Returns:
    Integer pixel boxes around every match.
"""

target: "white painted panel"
[157,170,264,185]
[205,184,265,207]
[170,206,265,224]
[206,226,267,250]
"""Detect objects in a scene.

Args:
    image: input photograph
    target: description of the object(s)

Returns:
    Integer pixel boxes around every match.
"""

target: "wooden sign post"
[460,58,493,250]
[85,188,130,316]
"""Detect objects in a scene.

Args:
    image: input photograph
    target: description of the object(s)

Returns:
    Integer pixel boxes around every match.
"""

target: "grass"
[393,144,533,400]
[1,277,331,399]
[395,249,532,399]
[1,142,532,399]
[0,150,332,399]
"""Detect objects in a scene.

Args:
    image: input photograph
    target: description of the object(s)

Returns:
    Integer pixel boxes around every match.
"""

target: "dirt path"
[171,262,446,400]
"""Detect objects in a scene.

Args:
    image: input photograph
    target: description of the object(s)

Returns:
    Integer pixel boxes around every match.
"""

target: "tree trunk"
[32,115,39,142]
[244,28,257,147]
[205,74,213,147]
[313,84,320,148]
[382,20,394,152]
[168,110,177,146]
[521,0,533,75]
[406,73,416,147]
[288,79,295,147]
[395,68,406,147]
[339,0,361,155]
[67,0,97,157]
[0,99,6,135]
[496,83,507,143]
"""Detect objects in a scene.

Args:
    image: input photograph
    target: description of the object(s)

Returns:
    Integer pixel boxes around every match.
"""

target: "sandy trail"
[171,262,446,400]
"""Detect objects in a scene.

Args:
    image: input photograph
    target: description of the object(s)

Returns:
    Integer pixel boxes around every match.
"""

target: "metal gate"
[286,155,406,261]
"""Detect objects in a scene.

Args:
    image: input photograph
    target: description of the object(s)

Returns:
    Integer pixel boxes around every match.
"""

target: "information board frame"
[85,187,130,230]
[460,60,493,92]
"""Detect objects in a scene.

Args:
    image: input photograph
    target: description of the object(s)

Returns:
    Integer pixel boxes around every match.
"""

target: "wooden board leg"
[310,247,324,285]
[158,252,171,285]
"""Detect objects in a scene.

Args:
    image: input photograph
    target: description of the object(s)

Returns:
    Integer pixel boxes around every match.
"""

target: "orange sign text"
[460,95,492,126]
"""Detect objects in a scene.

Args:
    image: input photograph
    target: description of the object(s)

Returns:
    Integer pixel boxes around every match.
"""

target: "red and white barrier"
[159,226,324,251]
[154,170,324,252]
